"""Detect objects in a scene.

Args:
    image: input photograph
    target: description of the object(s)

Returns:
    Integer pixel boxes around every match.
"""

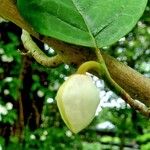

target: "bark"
[0,0,150,106]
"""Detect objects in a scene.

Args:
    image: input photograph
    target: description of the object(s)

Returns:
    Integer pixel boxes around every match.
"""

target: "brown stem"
[32,102,40,127]
[77,61,150,117]
[0,0,150,106]
[13,55,25,140]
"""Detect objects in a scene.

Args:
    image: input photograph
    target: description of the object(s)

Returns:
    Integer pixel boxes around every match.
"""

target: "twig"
[21,30,63,67]
[77,61,150,118]
[32,102,40,127]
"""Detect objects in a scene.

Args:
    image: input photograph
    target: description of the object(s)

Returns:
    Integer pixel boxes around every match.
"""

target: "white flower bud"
[56,74,100,133]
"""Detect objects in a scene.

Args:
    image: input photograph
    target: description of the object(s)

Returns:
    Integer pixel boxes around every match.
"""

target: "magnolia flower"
[56,74,100,133]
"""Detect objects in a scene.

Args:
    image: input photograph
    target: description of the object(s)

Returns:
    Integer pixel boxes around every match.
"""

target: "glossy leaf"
[17,0,147,48]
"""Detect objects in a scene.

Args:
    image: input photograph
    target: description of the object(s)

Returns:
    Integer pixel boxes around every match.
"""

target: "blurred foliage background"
[0,2,150,150]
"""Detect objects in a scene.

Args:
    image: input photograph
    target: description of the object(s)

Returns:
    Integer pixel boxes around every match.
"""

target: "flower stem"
[77,48,150,118]
[21,30,63,67]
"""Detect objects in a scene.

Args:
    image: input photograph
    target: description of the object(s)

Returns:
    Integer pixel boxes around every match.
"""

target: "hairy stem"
[77,60,150,118]
[21,30,63,67]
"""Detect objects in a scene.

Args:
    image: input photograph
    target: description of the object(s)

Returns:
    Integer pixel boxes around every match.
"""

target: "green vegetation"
[0,1,150,150]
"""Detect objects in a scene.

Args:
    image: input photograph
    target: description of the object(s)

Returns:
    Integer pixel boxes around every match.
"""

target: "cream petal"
[56,74,100,133]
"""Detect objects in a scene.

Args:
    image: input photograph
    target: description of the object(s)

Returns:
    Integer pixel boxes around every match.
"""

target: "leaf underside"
[17,0,147,48]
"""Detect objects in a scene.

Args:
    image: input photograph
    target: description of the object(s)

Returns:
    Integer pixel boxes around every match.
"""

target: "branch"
[77,61,150,118]
[0,0,150,106]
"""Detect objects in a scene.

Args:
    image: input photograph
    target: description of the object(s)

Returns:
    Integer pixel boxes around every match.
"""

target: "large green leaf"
[17,0,147,48]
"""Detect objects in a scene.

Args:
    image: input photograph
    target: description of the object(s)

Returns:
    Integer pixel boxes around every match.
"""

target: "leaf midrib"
[71,0,98,48]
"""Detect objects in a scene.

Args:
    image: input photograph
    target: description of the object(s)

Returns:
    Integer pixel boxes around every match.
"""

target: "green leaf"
[17,0,147,48]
